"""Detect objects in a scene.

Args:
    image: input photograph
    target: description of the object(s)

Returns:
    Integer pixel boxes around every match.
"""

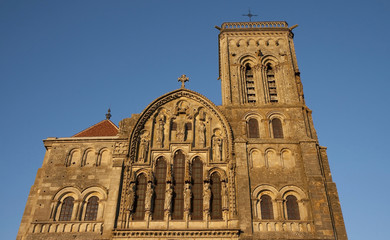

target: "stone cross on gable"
[178,74,189,88]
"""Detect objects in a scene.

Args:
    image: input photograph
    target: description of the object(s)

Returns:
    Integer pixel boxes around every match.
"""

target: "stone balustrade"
[253,220,312,232]
[221,21,288,29]
[30,221,103,234]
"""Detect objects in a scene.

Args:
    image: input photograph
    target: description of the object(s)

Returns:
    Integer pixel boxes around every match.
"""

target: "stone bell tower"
[217,21,304,106]
[216,22,348,239]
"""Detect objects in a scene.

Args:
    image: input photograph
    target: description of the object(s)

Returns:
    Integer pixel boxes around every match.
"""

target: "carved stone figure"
[198,120,206,147]
[213,136,223,162]
[222,181,229,210]
[184,183,192,212]
[203,182,211,212]
[176,121,186,141]
[139,135,149,162]
[164,185,173,212]
[145,182,154,211]
[127,182,136,212]
[156,113,165,147]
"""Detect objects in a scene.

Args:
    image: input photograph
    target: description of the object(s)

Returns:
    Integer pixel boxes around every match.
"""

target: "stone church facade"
[17,21,348,240]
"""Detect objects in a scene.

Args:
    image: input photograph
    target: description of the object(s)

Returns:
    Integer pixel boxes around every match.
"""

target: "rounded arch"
[279,185,307,200]
[267,111,288,121]
[97,147,111,166]
[128,88,233,164]
[252,184,279,199]
[82,148,96,167]
[261,55,279,66]
[238,54,257,65]
[53,186,82,201]
[81,186,108,201]
[66,148,81,167]
[244,111,264,121]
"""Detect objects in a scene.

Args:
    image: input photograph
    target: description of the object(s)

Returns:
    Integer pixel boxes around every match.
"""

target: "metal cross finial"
[242,8,258,22]
[178,74,189,88]
[106,108,111,120]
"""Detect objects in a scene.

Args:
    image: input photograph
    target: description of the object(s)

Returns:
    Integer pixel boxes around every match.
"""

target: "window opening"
[84,196,99,221]
[248,118,260,138]
[191,158,203,220]
[266,64,278,102]
[59,197,74,221]
[133,174,147,220]
[245,64,256,103]
[210,173,222,220]
[260,195,274,219]
[153,158,167,220]
[272,118,284,138]
[172,151,185,220]
[286,195,300,220]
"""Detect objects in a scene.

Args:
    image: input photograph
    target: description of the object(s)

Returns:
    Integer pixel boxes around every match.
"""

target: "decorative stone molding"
[112,229,240,238]
[31,221,103,234]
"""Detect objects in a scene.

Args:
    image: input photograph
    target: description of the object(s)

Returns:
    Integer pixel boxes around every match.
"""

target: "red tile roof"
[72,119,118,137]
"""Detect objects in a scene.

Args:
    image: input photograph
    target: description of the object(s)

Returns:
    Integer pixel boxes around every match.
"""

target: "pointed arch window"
[266,64,278,103]
[210,173,222,220]
[133,174,147,220]
[153,158,167,220]
[191,158,203,220]
[271,118,284,138]
[260,195,274,220]
[172,151,185,220]
[248,118,260,138]
[84,196,99,221]
[286,195,300,220]
[245,64,256,103]
[59,197,74,221]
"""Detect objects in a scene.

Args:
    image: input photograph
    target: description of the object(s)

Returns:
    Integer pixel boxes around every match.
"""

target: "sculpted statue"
[222,181,229,210]
[145,182,154,211]
[176,121,186,141]
[156,113,165,147]
[198,120,206,147]
[203,182,211,212]
[164,185,173,212]
[127,182,136,212]
[183,183,192,212]
[213,136,223,162]
[139,135,149,162]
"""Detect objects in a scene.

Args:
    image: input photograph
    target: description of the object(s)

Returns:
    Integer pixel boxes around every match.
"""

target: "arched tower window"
[59,196,74,221]
[172,151,185,220]
[133,174,147,220]
[286,195,300,220]
[191,158,203,220]
[266,64,278,103]
[210,173,222,220]
[271,118,284,138]
[245,64,256,103]
[84,196,99,221]
[153,158,167,220]
[260,195,274,220]
[248,118,260,138]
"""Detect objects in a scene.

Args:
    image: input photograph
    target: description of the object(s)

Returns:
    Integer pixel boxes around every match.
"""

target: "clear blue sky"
[1,1,389,239]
